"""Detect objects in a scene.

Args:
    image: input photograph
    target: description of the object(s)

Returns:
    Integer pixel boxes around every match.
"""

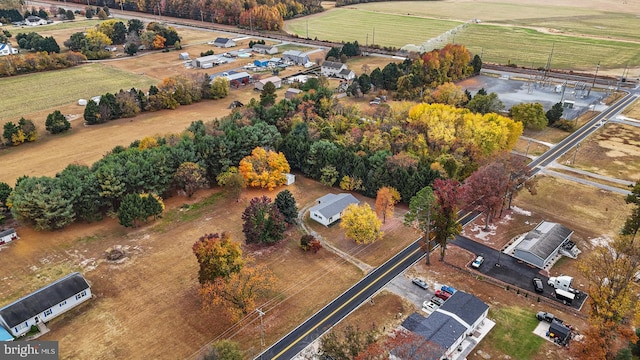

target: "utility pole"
[587,61,600,97]
[257,308,265,347]
[543,42,555,83]
[372,27,375,47]
[573,143,581,165]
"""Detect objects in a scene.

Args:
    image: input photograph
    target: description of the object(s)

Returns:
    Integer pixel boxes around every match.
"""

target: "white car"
[471,255,484,269]
[422,301,439,314]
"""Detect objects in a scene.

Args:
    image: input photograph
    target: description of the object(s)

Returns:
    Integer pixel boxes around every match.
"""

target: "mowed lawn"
[285,8,462,48]
[0,63,157,120]
[485,307,545,360]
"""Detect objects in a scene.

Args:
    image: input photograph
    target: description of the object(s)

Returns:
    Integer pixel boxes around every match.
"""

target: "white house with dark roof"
[212,37,236,48]
[309,193,359,226]
[282,50,310,65]
[0,272,91,338]
[0,43,18,56]
[321,61,346,77]
[0,228,18,245]
[513,221,574,269]
[338,68,356,80]
[25,16,47,26]
[401,291,491,360]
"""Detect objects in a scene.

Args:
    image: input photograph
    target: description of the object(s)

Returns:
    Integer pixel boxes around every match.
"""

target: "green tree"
[174,162,209,197]
[45,110,71,134]
[260,81,277,107]
[18,118,37,142]
[3,121,19,145]
[216,167,245,202]
[8,176,75,230]
[64,32,86,52]
[210,77,229,99]
[56,164,107,222]
[432,178,462,261]
[320,165,339,187]
[466,92,505,115]
[204,340,243,360]
[275,189,298,225]
[404,186,436,265]
[546,102,564,125]
[111,21,127,44]
[84,99,100,124]
[117,193,144,227]
[85,7,94,18]
[127,19,144,35]
[622,181,640,241]
[510,102,548,130]
[124,42,138,56]
[65,9,75,20]
[241,196,286,245]
[192,232,244,284]
[0,182,12,206]
[471,54,483,74]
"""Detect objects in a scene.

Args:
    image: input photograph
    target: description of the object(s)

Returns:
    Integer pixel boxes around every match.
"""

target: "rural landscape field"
[1,0,640,359]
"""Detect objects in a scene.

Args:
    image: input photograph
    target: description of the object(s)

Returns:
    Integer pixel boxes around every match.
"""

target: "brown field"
[622,98,640,119]
[513,138,549,157]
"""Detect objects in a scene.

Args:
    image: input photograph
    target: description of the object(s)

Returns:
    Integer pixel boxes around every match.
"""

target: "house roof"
[0,228,16,237]
[26,16,42,22]
[401,312,460,358]
[322,61,344,70]
[253,44,274,50]
[214,37,232,44]
[339,68,354,76]
[438,291,489,327]
[0,272,90,328]
[516,221,573,261]
[259,76,282,84]
[286,88,303,94]
[226,71,250,81]
[549,320,571,339]
[282,50,304,57]
[309,193,359,219]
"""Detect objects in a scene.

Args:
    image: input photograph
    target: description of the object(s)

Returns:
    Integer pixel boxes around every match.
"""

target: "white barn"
[309,193,359,226]
[513,221,574,269]
[0,272,91,338]
[0,228,18,245]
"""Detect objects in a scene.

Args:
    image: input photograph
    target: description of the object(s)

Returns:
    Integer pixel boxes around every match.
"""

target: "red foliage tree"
[462,161,510,230]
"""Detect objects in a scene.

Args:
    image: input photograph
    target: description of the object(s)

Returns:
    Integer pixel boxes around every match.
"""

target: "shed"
[0,228,18,245]
[0,272,91,338]
[255,76,282,91]
[0,43,19,56]
[285,173,295,185]
[253,59,269,67]
[548,319,571,345]
[179,52,190,60]
[513,221,574,269]
[213,37,236,48]
[192,54,219,68]
[309,193,359,226]
[285,88,303,99]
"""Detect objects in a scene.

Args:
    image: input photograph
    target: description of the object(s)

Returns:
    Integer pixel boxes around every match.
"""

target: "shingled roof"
[439,291,489,327]
[310,193,359,219]
[0,273,90,328]
[516,221,573,261]
[322,61,344,70]
[401,312,458,359]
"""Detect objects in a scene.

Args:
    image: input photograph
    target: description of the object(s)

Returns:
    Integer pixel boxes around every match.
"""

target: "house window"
[59,300,67,307]
[44,309,52,317]
[75,290,87,300]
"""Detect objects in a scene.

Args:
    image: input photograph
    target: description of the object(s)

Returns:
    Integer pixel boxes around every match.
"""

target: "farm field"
[0,63,157,120]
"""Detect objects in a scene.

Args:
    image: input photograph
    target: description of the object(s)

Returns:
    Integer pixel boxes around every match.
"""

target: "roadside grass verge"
[0,63,157,120]
[486,306,544,360]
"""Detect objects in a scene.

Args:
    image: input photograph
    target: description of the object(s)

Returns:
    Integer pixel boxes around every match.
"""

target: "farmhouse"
[321,61,346,76]
[338,68,356,80]
[402,291,492,359]
[252,44,278,55]
[513,221,574,269]
[0,43,18,56]
[282,50,310,65]
[254,76,282,91]
[212,37,236,48]
[24,16,47,26]
[0,228,18,245]
[0,272,91,339]
[309,193,359,226]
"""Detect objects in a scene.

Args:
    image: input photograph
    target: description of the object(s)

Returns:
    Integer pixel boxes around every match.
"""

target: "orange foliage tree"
[375,186,400,224]
[238,147,290,191]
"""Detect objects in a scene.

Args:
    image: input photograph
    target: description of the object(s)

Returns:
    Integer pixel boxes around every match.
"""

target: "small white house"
[321,61,346,77]
[24,16,47,26]
[0,228,18,245]
[0,272,91,338]
[179,52,190,60]
[0,43,18,56]
[254,76,282,91]
[309,193,359,226]
[213,37,236,48]
[285,88,303,99]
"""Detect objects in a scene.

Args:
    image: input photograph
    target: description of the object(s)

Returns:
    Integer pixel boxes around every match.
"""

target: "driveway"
[450,236,587,310]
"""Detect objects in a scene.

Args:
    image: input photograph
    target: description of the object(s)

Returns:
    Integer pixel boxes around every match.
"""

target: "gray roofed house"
[213,37,236,48]
[282,50,310,65]
[338,68,356,80]
[513,221,574,269]
[0,272,91,338]
[401,290,492,360]
[309,193,359,226]
[0,228,18,245]
[252,44,279,55]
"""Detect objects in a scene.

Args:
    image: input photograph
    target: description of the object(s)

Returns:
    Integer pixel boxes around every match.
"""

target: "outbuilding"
[513,221,574,269]
[0,272,91,338]
[282,50,310,65]
[255,76,282,91]
[252,44,278,55]
[0,228,18,245]
[548,319,571,345]
[212,37,236,48]
[24,16,47,26]
[285,88,303,99]
[192,54,220,68]
[178,52,190,60]
[309,193,359,226]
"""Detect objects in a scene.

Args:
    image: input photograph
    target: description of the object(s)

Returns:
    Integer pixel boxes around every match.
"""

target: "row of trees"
[325,41,361,61]
[15,32,60,53]
[3,118,37,146]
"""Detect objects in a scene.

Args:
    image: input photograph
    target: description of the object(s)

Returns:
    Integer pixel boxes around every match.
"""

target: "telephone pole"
[257,308,265,347]
[587,61,600,97]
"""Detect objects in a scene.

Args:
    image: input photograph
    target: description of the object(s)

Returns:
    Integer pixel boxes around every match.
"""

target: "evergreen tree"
[45,110,71,134]
[275,189,298,225]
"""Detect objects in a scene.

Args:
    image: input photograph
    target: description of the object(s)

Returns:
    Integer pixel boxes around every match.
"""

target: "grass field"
[0,63,157,120]
[485,307,545,359]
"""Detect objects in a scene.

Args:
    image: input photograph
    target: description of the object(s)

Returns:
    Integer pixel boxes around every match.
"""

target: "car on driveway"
[430,296,445,306]
[435,289,451,301]
[532,277,544,293]
[471,255,485,269]
[441,285,456,295]
[412,278,428,290]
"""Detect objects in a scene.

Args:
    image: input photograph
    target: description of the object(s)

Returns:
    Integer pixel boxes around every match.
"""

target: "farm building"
[309,193,359,226]
[0,43,18,56]
[212,37,236,48]
[0,272,91,339]
[402,291,492,359]
[282,50,310,65]
[255,76,282,91]
[225,71,251,87]
[285,88,303,99]
[192,55,221,68]
[179,52,190,60]
[252,44,278,55]
[513,221,574,269]
[321,61,346,77]
[0,228,18,245]
[24,16,47,26]
[253,59,269,67]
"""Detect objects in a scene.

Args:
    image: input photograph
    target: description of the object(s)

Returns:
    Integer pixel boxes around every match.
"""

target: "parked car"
[423,301,439,313]
[412,278,428,290]
[441,285,456,295]
[435,289,451,301]
[471,255,485,269]
[536,311,558,323]
[532,277,544,293]
[430,296,445,306]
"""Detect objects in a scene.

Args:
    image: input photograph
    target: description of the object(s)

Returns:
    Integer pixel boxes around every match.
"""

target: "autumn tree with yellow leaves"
[239,147,290,191]
[375,186,401,224]
[340,203,383,245]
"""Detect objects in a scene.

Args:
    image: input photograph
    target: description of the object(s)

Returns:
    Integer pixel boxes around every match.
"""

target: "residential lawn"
[0,63,157,120]
[484,306,544,360]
